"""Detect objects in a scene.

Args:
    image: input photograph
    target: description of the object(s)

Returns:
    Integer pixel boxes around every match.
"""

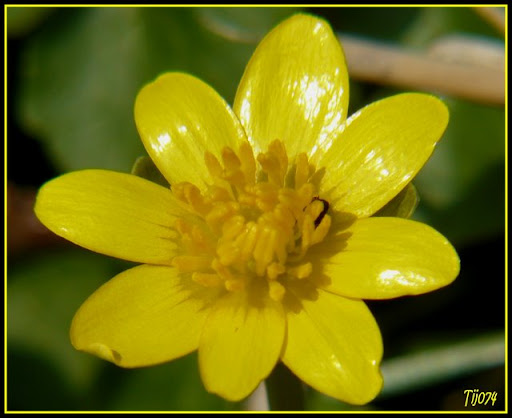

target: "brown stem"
[473,6,506,35]
[7,182,66,256]
[340,34,504,105]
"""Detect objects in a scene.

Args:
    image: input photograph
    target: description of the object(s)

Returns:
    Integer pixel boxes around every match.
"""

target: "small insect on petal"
[311,197,330,228]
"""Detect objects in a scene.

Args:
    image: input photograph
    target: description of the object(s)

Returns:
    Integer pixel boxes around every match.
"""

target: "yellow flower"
[35,14,459,405]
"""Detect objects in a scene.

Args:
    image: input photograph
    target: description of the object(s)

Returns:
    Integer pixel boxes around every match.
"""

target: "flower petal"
[35,169,188,264]
[315,93,449,217]
[282,289,383,405]
[135,73,247,190]
[71,265,214,367]
[317,217,460,299]
[233,14,349,159]
[199,290,285,401]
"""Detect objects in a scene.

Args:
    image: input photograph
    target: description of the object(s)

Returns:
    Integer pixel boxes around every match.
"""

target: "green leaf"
[17,7,300,173]
[6,6,54,38]
[413,98,504,244]
[314,7,422,42]
[107,352,236,411]
[415,162,504,245]
[403,7,503,47]
[416,99,504,207]
[7,249,120,408]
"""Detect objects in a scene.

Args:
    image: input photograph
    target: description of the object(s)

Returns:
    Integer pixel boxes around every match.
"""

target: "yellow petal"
[199,290,285,401]
[71,265,215,367]
[135,73,247,190]
[282,289,383,405]
[35,169,188,265]
[233,14,349,159]
[317,217,460,299]
[315,93,449,217]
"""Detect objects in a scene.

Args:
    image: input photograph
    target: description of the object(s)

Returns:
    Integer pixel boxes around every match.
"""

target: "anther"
[295,152,310,189]
[225,278,246,292]
[192,272,222,287]
[269,280,286,302]
[204,151,223,178]
[171,140,332,301]
[221,147,241,170]
[238,141,256,184]
[288,262,313,279]
[267,262,286,280]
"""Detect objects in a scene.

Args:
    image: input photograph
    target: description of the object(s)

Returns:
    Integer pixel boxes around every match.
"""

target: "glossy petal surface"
[282,289,383,405]
[35,170,189,265]
[317,217,460,299]
[135,73,247,190]
[315,93,449,217]
[71,265,214,367]
[199,290,285,401]
[233,14,349,159]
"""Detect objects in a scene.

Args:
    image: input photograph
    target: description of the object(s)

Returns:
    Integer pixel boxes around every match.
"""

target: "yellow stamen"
[204,151,223,178]
[171,140,331,301]
[295,152,310,189]
[257,140,288,186]
[173,182,211,216]
[312,215,331,245]
[212,258,233,280]
[192,272,222,287]
[217,242,240,266]
[225,278,246,292]
[239,222,259,259]
[239,141,256,184]
[269,280,286,302]
[222,215,246,240]
[267,262,286,280]
[288,262,313,279]
[205,201,239,227]
[221,147,241,171]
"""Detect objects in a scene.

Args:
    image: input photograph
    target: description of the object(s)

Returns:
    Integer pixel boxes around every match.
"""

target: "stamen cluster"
[171,140,331,302]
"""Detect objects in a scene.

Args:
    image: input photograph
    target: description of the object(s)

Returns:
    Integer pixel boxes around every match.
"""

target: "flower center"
[171,140,331,302]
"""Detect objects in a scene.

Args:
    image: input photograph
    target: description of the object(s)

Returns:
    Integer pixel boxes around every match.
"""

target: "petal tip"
[87,343,123,364]
[282,12,333,31]
[71,329,123,365]
[402,92,450,133]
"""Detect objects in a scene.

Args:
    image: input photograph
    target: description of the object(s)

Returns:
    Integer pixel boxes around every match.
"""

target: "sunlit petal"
[315,93,449,217]
[314,217,460,299]
[71,265,215,367]
[135,73,247,190]
[282,289,383,405]
[233,14,349,159]
[35,169,190,264]
[199,290,285,401]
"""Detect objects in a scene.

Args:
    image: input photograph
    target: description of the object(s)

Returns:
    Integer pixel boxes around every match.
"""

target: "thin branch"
[7,183,66,255]
[473,6,506,35]
[379,331,505,399]
[339,34,504,105]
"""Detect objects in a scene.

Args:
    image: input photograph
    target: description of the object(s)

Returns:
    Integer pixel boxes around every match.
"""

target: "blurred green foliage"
[7,6,505,412]
[16,7,297,173]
